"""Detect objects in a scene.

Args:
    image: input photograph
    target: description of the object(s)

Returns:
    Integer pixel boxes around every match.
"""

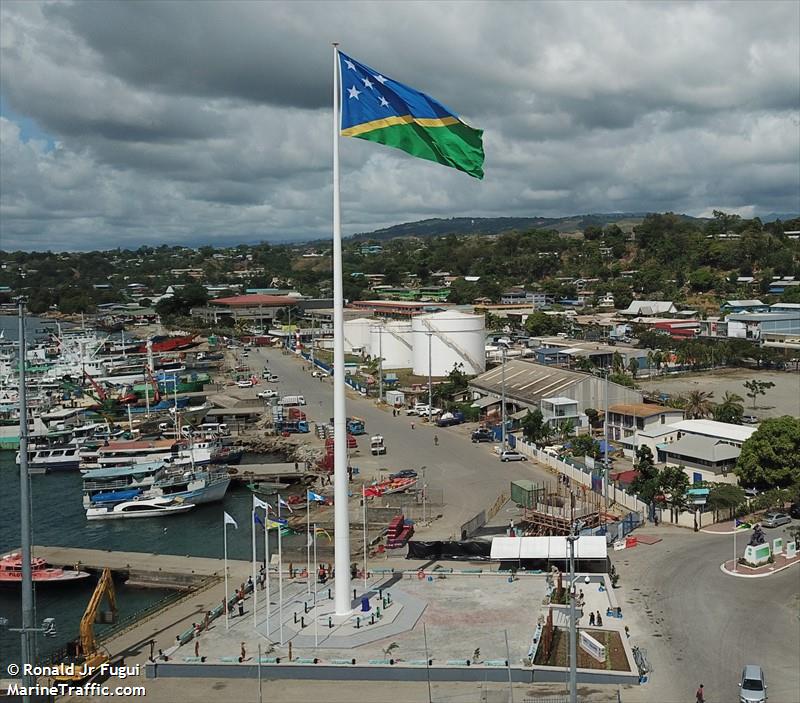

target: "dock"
[231,462,318,482]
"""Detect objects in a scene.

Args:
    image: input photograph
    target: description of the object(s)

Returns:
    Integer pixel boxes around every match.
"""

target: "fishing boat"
[0,553,91,585]
[16,446,82,472]
[86,496,195,520]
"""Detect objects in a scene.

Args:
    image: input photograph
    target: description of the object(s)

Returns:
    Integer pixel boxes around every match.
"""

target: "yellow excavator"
[53,567,117,682]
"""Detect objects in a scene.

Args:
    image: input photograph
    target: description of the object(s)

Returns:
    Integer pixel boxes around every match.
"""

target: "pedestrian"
[596,611,603,626]
[589,612,595,626]
[434,435,439,446]
[194,639,199,657]
[241,642,247,662]
[695,684,705,703]
[237,598,245,617]
[411,422,415,430]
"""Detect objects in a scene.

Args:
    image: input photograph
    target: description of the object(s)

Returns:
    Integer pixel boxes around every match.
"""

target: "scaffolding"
[519,479,604,536]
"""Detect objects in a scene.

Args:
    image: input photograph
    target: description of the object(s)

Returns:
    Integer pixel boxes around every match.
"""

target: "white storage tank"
[412,311,486,377]
[343,318,373,355]
[370,321,413,369]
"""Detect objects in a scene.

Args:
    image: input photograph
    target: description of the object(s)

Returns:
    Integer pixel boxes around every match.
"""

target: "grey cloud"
[0,0,798,251]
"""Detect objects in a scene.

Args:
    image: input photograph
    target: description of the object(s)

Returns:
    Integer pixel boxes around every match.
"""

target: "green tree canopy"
[735,416,800,489]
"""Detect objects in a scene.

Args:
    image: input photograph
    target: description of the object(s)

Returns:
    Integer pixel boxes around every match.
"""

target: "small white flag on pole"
[253,495,269,511]
[278,495,293,513]
[224,511,238,529]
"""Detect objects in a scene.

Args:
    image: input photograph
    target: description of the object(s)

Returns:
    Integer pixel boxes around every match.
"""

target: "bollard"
[328,588,332,600]
[301,616,305,628]
[353,588,357,600]
[328,616,333,629]
[378,588,383,599]
[304,602,309,614]
[356,617,360,629]
[293,612,298,624]
[376,607,381,619]
[370,614,375,625]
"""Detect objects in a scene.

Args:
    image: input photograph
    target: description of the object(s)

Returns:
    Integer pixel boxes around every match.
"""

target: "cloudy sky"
[1,1,798,251]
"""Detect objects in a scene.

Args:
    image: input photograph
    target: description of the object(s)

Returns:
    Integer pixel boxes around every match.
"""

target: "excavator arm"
[79,567,117,659]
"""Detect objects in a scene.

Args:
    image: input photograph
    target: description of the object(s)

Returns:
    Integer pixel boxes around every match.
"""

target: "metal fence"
[460,509,487,540]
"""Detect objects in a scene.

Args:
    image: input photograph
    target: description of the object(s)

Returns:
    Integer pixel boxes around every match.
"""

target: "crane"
[53,567,118,682]
[82,370,108,402]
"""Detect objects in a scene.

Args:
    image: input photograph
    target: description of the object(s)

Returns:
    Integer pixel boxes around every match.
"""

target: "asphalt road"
[244,346,556,539]
[613,525,800,703]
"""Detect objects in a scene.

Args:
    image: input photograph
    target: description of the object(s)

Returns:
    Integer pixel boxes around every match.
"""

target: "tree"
[705,484,746,520]
[713,391,744,425]
[627,358,639,378]
[735,416,800,489]
[524,312,565,337]
[743,379,775,410]
[570,434,601,460]
[584,408,601,428]
[558,419,576,441]
[684,390,714,419]
[611,351,624,375]
[522,409,554,446]
[630,446,661,513]
[658,466,690,522]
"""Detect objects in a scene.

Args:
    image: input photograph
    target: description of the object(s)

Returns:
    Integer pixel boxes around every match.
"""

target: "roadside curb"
[719,558,800,578]
[701,527,749,535]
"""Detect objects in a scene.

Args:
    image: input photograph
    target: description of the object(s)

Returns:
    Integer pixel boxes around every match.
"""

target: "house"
[190,294,298,325]
[500,288,550,307]
[768,279,800,295]
[620,301,678,317]
[540,396,584,433]
[663,435,742,485]
[598,292,615,308]
[720,300,769,314]
[359,244,383,255]
[607,403,684,445]
[668,419,755,449]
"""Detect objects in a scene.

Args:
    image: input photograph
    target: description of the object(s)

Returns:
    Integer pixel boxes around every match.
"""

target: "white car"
[500,450,527,462]
[312,370,328,378]
[417,406,442,417]
[257,389,278,399]
[236,379,253,388]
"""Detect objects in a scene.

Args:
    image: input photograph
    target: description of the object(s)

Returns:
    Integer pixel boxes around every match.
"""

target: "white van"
[278,395,306,407]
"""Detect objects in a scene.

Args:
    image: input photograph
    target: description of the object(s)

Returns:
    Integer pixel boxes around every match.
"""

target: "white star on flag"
[348,85,361,100]
[375,74,387,84]
[379,96,390,107]
[345,59,356,70]
[362,77,374,89]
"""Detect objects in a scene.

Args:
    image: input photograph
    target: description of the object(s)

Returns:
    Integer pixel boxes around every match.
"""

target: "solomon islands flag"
[338,51,484,179]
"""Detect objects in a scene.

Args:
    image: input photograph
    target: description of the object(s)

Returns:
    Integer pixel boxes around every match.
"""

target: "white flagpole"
[307,494,311,595]
[252,506,258,631]
[733,519,737,573]
[224,517,230,631]
[278,498,284,645]
[332,41,352,616]
[362,486,368,590]
[313,523,319,647]
[265,504,270,636]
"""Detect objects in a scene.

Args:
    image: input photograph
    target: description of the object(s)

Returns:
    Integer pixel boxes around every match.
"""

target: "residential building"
[607,403,684,445]
[359,244,383,255]
[540,396,584,432]
[500,288,550,307]
[768,279,799,295]
[598,292,615,308]
[720,299,769,314]
[668,419,755,448]
[190,294,298,325]
[620,301,678,317]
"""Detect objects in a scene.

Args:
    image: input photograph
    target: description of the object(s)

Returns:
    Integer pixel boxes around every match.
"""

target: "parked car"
[500,450,527,462]
[236,379,253,388]
[257,389,278,399]
[312,370,329,378]
[389,469,417,480]
[761,511,791,528]
[789,503,800,519]
[742,415,759,424]
[471,429,494,443]
[739,664,767,703]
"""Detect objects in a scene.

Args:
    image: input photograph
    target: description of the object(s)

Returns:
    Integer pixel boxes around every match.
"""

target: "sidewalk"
[720,551,800,578]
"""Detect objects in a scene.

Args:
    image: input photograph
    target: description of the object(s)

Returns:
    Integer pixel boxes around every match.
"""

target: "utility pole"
[18,302,35,698]
[567,521,580,703]
[378,326,383,404]
[501,346,507,449]
[604,368,610,518]
[427,331,433,419]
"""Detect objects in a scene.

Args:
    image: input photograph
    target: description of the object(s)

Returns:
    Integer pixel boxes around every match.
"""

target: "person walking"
[434,435,439,446]
[589,612,595,626]
[695,684,705,703]
[596,611,603,626]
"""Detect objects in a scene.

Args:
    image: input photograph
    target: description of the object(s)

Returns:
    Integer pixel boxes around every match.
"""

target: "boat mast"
[18,302,35,689]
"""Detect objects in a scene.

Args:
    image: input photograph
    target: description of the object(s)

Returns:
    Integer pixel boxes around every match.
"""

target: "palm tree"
[628,358,639,378]
[714,391,744,424]
[684,390,714,419]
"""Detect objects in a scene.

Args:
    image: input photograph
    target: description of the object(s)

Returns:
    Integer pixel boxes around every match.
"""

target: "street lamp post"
[501,346,507,449]
[567,520,583,703]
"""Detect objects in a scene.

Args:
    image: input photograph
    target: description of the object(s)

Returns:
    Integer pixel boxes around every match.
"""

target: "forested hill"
[351,213,705,241]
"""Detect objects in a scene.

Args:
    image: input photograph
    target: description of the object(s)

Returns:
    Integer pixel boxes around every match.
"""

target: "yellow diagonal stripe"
[341,115,460,138]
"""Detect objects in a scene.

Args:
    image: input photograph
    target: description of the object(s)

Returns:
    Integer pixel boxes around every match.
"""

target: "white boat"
[16,446,82,472]
[86,496,195,520]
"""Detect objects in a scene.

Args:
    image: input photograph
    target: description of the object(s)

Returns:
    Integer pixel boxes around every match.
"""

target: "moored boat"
[0,552,91,585]
[86,496,195,520]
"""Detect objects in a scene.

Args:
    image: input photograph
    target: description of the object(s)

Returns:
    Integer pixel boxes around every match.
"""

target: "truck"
[275,419,309,434]
[278,395,306,407]
[370,435,386,455]
[347,417,366,435]
[436,410,465,427]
